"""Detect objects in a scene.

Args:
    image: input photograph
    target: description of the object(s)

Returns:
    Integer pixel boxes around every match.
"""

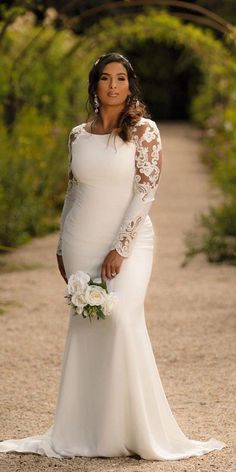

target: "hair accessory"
[93,54,134,72]
[93,54,106,67]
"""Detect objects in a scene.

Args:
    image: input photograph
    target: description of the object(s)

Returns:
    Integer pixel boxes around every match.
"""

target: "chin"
[106,100,125,107]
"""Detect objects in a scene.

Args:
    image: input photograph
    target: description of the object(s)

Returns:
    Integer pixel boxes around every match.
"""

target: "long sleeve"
[111,118,162,258]
[56,128,79,256]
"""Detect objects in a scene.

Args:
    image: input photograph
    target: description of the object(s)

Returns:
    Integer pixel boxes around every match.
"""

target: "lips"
[108,93,119,97]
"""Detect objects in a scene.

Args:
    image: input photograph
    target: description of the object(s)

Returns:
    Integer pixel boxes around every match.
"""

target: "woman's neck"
[94,106,123,133]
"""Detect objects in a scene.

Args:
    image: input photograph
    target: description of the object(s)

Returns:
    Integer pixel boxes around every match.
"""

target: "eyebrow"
[100,72,127,76]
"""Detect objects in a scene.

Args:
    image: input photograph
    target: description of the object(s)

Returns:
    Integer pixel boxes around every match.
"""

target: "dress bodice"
[56,117,163,258]
[70,123,136,195]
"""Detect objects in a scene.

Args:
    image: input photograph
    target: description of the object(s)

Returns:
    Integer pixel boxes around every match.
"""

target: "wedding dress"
[0,118,227,460]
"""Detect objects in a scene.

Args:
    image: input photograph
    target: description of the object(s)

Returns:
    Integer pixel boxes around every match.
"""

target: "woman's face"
[96,61,131,108]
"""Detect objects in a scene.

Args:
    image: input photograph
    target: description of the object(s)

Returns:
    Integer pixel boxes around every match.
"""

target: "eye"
[100,76,108,80]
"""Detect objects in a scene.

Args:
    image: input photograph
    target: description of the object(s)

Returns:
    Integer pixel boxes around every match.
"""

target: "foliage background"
[0,2,236,263]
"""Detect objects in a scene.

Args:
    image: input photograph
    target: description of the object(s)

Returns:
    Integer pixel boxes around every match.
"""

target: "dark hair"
[86,52,150,142]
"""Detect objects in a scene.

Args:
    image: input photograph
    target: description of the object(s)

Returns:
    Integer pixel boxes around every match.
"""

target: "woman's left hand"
[101,249,125,281]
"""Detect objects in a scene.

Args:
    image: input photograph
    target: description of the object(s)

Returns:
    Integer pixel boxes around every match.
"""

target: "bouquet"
[65,270,118,322]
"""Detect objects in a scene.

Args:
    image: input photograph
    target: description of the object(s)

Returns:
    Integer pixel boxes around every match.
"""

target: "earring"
[135,99,140,108]
[94,94,99,113]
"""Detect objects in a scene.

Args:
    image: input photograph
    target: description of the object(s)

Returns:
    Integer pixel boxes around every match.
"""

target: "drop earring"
[94,94,99,113]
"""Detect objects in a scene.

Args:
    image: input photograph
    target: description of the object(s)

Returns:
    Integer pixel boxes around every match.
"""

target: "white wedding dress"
[0,118,227,460]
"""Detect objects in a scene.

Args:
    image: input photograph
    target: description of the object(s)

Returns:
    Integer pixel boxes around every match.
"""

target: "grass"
[0,301,23,315]
[0,258,46,274]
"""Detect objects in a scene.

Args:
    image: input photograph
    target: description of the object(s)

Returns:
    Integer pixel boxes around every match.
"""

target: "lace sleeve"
[56,128,79,256]
[111,118,163,258]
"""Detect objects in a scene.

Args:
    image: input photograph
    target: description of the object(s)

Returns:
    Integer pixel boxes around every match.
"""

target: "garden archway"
[69,9,235,126]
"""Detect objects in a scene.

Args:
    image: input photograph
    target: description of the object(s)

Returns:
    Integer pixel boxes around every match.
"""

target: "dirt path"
[0,122,235,472]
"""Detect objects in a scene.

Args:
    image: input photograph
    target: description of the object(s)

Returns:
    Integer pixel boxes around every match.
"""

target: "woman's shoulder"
[69,123,85,134]
[132,116,160,135]
[67,123,85,145]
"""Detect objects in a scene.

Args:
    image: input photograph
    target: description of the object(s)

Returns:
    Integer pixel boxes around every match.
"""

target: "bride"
[0,52,227,460]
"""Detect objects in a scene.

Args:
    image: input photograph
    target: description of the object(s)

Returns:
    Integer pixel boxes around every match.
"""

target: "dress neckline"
[82,123,112,136]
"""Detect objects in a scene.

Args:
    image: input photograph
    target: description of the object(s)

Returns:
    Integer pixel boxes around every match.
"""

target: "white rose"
[75,304,85,315]
[93,277,102,284]
[85,285,106,306]
[67,274,79,295]
[71,291,87,307]
[68,271,90,296]
[75,270,90,284]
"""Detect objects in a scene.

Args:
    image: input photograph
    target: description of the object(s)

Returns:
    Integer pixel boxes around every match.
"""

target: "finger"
[106,264,112,279]
[110,266,117,277]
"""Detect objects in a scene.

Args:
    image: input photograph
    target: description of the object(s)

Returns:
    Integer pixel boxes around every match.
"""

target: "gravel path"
[0,122,235,472]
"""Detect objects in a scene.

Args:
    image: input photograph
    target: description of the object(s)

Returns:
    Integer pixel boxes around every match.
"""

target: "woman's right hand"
[56,254,68,284]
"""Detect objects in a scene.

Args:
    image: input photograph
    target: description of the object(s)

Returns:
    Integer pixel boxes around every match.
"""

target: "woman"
[0,52,226,460]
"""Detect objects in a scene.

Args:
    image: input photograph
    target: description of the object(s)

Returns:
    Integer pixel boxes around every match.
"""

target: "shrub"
[0,15,86,251]
[1,9,236,264]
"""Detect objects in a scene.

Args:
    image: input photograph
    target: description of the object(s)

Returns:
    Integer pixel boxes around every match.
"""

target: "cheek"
[97,82,107,94]
[119,82,129,93]
[97,79,113,94]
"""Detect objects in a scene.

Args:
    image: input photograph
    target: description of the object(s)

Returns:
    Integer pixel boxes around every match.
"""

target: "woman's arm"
[111,118,163,257]
[56,128,79,256]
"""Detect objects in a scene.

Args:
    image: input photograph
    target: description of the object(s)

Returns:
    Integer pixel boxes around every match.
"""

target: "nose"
[109,79,117,89]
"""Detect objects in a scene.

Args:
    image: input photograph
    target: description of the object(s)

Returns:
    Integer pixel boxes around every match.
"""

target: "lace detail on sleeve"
[112,118,162,257]
[56,126,81,256]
